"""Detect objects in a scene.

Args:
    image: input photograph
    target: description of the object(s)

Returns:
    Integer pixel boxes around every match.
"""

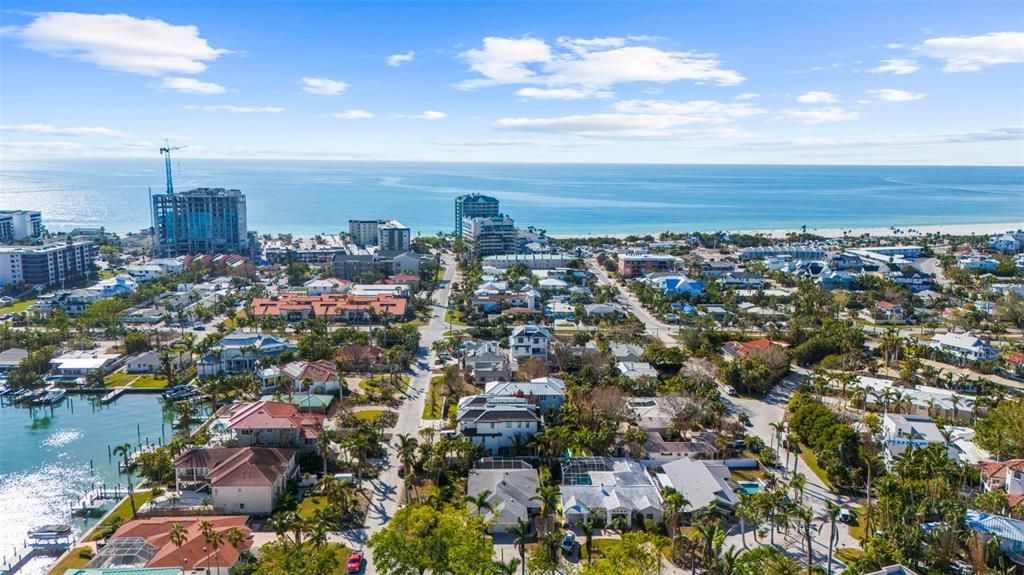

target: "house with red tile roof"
[88,516,251,574]
[279,359,341,394]
[174,447,297,515]
[249,292,407,323]
[224,401,324,451]
[861,300,908,325]
[982,460,1024,500]
[384,272,421,287]
[720,338,788,361]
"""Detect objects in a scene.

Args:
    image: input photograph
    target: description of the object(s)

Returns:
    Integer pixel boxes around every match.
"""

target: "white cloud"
[0,123,129,138]
[796,91,838,104]
[886,43,905,49]
[515,87,613,100]
[0,140,83,152]
[301,77,349,95]
[161,77,226,94]
[870,58,920,75]
[735,92,761,100]
[739,126,1023,149]
[396,110,447,120]
[387,51,415,67]
[494,113,749,139]
[915,31,1024,72]
[457,35,743,90]
[332,109,375,119]
[867,89,926,102]
[13,12,228,76]
[611,99,765,122]
[185,105,284,113]
[775,106,859,124]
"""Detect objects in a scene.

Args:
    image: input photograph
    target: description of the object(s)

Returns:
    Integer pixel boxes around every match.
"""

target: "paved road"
[587,259,858,569]
[587,258,677,346]
[333,254,457,574]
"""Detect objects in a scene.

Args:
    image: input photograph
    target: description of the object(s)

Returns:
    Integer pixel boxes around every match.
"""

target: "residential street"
[333,254,457,574]
[587,258,677,346]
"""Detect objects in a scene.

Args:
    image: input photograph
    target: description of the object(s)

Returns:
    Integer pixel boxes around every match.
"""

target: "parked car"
[397,463,406,478]
[347,551,364,574]
[725,386,737,396]
[560,532,576,554]
[838,508,852,523]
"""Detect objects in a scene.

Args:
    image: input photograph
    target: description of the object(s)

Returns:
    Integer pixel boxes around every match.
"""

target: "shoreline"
[549,220,1024,240]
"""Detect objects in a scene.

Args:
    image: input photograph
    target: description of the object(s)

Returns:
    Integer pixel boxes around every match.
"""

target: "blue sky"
[1,1,1022,164]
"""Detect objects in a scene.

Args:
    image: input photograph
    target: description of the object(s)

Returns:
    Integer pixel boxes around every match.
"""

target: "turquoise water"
[0,394,173,575]
[0,159,1021,236]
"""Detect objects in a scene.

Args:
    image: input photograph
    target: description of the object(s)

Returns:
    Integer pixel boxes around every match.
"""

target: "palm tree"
[532,485,560,536]
[790,473,807,505]
[578,518,596,565]
[769,421,785,453]
[492,558,521,575]
[510,518,531,575]
[465,489,494,518]
[663,487,690,540]
[169,522,187,569]
[112,443,138,519]
[396,433,419,500]
[795,506,815,575]
[825,502,841,575]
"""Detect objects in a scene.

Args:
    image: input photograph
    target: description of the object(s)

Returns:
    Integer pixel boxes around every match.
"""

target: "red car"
[347,551,363,574]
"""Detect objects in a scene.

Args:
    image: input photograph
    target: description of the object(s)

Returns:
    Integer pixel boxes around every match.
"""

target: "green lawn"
[353,409,389,422]
[443,309,466,326]
[104,373,169,389]
[46,546,94,575]
[798,444,835,490]
[88,491,155,541]
[98,269,119,279]
[359,373,410,394]
[421,376,445,419]
[0,298,37,314]
[298,495,330,520]
[835,547,863,564]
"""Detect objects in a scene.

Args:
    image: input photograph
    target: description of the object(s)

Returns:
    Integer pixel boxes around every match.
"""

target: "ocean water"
[0,159,1021,236]
[0,395,172,575]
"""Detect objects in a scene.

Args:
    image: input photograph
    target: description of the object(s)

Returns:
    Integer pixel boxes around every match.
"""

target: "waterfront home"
[224,401,324,451]
[249,292,407,322]
[484,377,566,412]
[509,325,552,362]
[174,447,297,515]
[656,458,741,514]
[455,395,541,455]
[462,340,510,384]
[198,330,297,378]
[126,351,189,374]
[50,350,121,377]
[990,231,1024,254]
[87,515,252,574]
[0,347,27,373]
[259,393,335,414]
[929,331,999,362]
[278,359,342,394]
[560,457,663,528]
[467,459,541,534]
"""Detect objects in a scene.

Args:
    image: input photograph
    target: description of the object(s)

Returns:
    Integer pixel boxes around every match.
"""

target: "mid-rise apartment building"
[378,220,411,252]
[0,241,96,287]
[348,219,383,247]
[0,210,43,243]
[455,194,500,236]
[152,188,248,257]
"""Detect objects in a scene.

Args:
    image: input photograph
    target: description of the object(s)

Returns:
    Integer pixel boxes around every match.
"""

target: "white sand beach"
[553,221,1024,240]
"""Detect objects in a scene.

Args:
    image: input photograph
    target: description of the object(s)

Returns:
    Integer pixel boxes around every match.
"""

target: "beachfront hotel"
[0,210,43,243]
[454,193,500,236]
[151,188,249,257]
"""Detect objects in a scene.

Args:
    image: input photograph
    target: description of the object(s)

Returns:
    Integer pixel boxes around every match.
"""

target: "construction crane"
[159,142,187,194]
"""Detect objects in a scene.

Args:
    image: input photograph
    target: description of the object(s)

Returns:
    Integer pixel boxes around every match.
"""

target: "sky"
[0,1,1022,165]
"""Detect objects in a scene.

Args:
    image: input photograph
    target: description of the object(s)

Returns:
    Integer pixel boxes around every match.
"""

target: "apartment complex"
[152,188,248,257]
[455,194,500,236]
[617,254,678,279]
[0,210,43,243]
[0,241,96,287]
[463,215,519,258]
[348,219,411,251]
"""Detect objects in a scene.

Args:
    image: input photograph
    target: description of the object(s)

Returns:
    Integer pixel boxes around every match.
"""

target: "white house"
[303,278,348,296]
[981,459,1024,498]
[484,377,566,412]
[467,459,541,534]
[198,330,298,378]
[125,351,189,374]
[957,253,1000,271]
[719,271,765,289]
[560,457,663,529]
[462,340,510,384]
[456,395,541,455]
[616,361,659,380]
[509,325,552,361]
[278,359,342,394]
[882,414,952,464]
[174,447,297,515]
[930,331,999,362]
[50,350,121,377]
[656,458,741,514]
[990,231,1024,254]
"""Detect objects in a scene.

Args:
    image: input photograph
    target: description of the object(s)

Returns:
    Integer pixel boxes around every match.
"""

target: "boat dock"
[70,485,127,517]
[0,527,73,575]
[100,388,125,404]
